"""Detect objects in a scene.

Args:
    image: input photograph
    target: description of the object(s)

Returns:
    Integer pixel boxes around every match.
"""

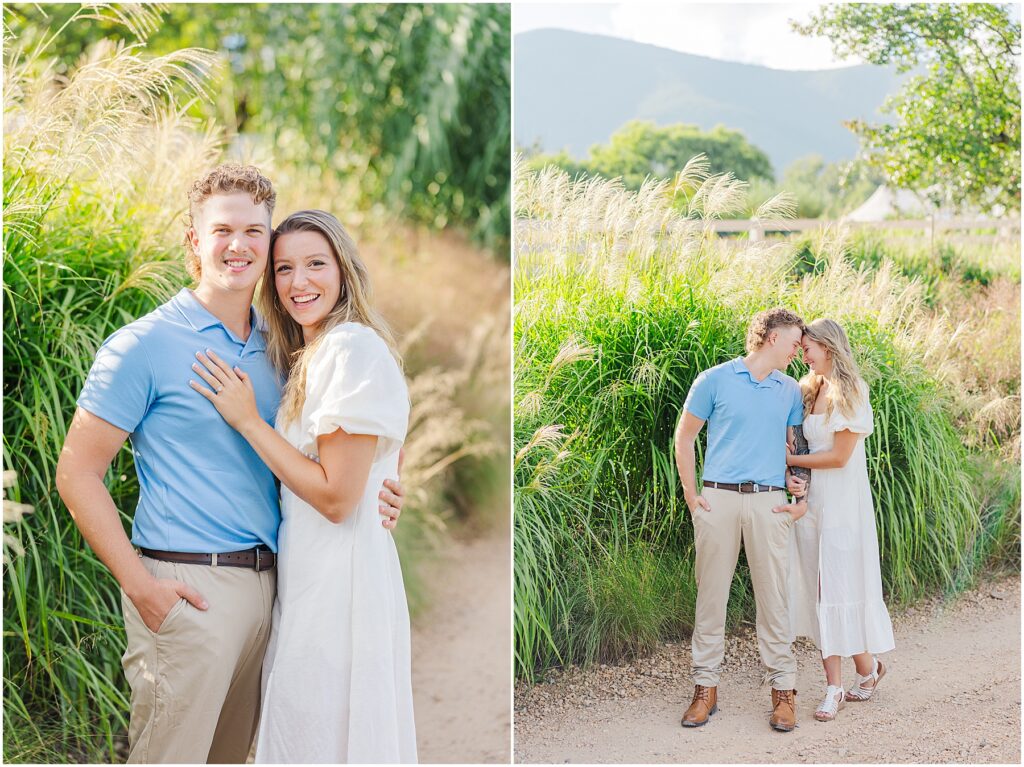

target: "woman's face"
[272,230,342,340]
[801,335,830,374]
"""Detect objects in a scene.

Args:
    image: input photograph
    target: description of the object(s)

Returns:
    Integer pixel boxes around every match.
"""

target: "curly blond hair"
[745,307,805,353]
[183,164,276,280]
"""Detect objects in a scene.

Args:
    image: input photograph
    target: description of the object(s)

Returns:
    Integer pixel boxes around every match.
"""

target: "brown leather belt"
[140,546,276,571]
[704,481,786,494]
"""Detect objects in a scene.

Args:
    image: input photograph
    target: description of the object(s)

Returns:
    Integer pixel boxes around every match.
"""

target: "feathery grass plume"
[515,425,567,467]
[687,171,749,220]
[543,337,595,390]
[753,190,799,222]
[672,153,711,200]
[971,394,1022,456]
[514,159,1013,681]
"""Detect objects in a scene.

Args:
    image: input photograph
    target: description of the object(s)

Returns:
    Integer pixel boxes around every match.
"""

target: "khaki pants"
[690,487,796,690]
[121,555,275,764]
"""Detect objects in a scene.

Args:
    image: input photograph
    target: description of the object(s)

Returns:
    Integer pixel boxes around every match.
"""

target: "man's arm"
[674,411,711,514]
[788,424,811,495]
[788,430,858,470]
[56,408,207,632]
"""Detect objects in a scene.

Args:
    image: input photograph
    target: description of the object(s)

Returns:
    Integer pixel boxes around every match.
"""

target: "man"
[674,307,809,732]
[55,165,404,763]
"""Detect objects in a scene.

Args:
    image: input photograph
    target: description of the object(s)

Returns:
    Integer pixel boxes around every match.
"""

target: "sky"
[512,3,862,71]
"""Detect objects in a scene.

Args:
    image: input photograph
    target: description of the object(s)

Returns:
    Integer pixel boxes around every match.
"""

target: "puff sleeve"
[829,381,874,437]
[300,323,409,461]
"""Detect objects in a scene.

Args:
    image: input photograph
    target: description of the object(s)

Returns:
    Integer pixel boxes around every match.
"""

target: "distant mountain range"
[515,29,907,176]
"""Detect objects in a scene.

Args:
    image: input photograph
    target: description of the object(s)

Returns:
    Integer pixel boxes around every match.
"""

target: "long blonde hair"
[258,209,401,425]
[799,318,864,420]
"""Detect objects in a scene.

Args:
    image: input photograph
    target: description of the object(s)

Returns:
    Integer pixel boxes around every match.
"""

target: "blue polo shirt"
[683,358,803,487]
[78,289,282,553]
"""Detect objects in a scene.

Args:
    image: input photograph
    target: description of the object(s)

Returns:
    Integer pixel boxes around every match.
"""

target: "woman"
[188,210,416,762]
[786,318,894,723]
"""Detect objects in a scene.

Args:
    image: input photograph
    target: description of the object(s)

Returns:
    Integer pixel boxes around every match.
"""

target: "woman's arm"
[190,349,388,525]
[786,429,859,470]
[234,419,376,524]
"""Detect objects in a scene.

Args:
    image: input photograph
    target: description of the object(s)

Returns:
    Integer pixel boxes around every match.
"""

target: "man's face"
[771,325,804,370]
[188,192,271,298]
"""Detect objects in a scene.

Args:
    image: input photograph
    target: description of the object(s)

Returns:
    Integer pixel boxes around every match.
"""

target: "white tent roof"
[843,185,941,222]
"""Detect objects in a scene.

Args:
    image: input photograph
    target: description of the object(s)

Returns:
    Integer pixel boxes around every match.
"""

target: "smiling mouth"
[224,258,252,270]
[291,294,321,307]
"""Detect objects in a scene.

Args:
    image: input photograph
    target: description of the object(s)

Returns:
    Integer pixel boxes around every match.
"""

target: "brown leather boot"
[681,685,718,727]
[769,688,798,731]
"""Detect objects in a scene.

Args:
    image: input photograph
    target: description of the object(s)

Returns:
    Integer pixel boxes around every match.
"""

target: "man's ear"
[767,330,778,347]
[187,227,200,252]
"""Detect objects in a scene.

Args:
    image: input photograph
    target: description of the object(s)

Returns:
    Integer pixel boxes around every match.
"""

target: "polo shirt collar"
[730,357,783,387]
[175,288,220,331]
[174,288,265,350]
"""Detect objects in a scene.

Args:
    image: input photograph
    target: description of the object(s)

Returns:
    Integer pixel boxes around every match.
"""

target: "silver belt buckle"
[753,482,761,493]
[254,548,261,571]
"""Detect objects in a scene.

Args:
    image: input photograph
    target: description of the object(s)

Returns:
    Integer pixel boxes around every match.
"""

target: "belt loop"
[211,552,218,567]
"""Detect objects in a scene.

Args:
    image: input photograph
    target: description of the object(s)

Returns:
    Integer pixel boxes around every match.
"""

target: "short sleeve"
[77,328,155,433]
[787,381,804,427]
[301,324,409,461]
[683,370,714,420]
[830,382,873,436]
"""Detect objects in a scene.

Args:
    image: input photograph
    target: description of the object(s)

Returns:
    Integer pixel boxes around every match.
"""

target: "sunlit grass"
[513,164,1018,681]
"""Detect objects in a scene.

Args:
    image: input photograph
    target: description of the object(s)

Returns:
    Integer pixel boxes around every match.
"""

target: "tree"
[5,4,512,250]
[795,4,1021,213]
[780,155,884,218]
[531,120,774,189]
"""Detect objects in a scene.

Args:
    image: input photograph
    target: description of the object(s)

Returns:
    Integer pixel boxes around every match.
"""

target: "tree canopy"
[795,3,1020,213]
[5,3,511,250]
[529,120,774,189]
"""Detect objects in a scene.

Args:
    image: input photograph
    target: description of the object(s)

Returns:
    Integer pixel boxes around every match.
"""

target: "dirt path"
[412,529,511,763]
[515,575,1020,764]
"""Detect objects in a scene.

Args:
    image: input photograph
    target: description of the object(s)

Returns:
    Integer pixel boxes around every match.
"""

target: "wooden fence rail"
[711,217,1021,239]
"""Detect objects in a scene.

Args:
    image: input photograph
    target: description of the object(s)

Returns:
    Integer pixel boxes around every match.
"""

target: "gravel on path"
[514,575,1021,764]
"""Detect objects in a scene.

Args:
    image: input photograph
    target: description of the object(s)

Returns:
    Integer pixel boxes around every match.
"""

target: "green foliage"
[514,165,1017,681]
[796,3,1021,213]
[6,3,512,252]
[528,120,774,190]
[775,155,883,218]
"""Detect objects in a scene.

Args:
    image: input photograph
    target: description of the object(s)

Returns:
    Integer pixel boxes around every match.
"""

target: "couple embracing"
[56,165,416,763]
[674,308,895,731]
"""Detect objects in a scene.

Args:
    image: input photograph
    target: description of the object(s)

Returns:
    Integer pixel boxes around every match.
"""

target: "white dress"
[255,323,417,764]
[789,383,896,658]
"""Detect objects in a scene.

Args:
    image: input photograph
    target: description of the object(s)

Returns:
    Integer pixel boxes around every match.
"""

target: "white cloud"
[515,2,864,71]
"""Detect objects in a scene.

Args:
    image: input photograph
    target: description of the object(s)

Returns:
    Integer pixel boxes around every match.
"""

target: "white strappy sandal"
[846,657,886,702]
[814,685,845,722]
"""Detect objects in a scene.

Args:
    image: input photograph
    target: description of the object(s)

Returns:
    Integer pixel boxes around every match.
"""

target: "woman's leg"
[822,654,842,687]
[851,651,876,679]
[815,654,845,721]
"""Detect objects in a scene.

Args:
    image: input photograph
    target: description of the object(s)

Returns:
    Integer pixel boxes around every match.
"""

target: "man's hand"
[685,492,711,515]
[379,449,405,530]
[129,577,208,633]
[786,473,807,498]
[772,499,807,522]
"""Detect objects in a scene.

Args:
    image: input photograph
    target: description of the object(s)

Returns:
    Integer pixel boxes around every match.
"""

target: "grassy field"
[513,164,1020,682]
[2,14,509,763]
